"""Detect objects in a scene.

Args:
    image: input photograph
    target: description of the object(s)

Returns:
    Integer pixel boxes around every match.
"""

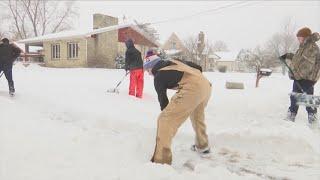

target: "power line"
[148,1,258,25]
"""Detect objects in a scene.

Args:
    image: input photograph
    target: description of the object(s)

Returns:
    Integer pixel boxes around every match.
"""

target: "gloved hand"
[279,53,294,61]
[288,71,295,80]
[279,54,287,61]
[124,65,129,72]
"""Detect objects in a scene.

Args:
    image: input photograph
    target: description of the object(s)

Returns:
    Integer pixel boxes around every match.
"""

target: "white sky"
[75,1,320,50]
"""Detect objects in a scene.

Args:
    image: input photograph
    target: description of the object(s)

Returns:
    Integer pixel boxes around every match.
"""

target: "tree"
[266,18,298,75]
[212,40,229,52]
[242,18,298,79]
[240,46,275,87]
[183,33,214,71]
[134,20,159,42]
[0,15,8,39]
[2,0,78,39]
[183,36,198,62]
[237,49,252,72]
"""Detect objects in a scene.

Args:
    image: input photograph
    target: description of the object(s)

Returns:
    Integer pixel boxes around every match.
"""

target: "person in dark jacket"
[0,38,21,96]
[144,57,211,165]
[125,39,144,98]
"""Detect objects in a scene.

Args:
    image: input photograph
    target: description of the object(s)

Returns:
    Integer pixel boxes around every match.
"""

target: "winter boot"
[191,145,211,158]
[9,86,15,96]
[307,113,318,129]
[286,110,296,122]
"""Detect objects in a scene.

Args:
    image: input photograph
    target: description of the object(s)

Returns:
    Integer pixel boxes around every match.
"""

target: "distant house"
[214,51,241,72]
[190,49,218,72]
[18,14,159,68]
[162,33,187,58]
[14,42,43,62]
[207,53,220,71]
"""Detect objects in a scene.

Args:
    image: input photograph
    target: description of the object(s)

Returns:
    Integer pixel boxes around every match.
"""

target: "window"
[51,44,60,59]
[67,42,79,59]
[171,42,176,50]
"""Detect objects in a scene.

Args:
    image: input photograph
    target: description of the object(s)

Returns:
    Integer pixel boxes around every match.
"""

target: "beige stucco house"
[214,51,241,72]
[162,32,187,57]
[18,14,159,68]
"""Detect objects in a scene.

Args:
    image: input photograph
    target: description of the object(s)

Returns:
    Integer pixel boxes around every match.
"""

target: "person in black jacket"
[0,38,21,96]
[124,39,144,98]
[144,57,212,165]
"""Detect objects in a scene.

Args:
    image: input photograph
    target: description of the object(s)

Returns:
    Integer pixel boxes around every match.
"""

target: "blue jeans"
[289,80,317,114]
[0,64,14,92]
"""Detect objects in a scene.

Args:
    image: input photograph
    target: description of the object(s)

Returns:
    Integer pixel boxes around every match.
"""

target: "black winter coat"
[0,43,21,67]
[124,40,143,71]
[152,60,202,110]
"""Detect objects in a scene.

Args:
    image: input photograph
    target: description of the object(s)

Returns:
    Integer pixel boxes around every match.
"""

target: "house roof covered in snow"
[13,42,43,53]
[215,51,240,62]
[18,23,159,46]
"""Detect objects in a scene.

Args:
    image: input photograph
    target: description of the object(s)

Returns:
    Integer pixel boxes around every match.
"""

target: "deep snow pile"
[0,63,319,180]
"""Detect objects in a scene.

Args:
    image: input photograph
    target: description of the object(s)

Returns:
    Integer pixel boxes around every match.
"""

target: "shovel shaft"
[279,58,306,94]
[114,71,130,89]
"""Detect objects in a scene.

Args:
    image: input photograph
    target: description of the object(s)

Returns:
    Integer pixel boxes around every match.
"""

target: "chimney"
[93,14,118,29]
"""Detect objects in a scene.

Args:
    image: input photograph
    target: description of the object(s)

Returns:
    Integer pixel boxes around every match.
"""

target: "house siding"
[216,61,236,71]
[43,38,87,68]
[162,33,186,51]
[87,30,118,68]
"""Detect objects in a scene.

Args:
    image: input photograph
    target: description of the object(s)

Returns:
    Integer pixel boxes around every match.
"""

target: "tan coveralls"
[151,60,212,165]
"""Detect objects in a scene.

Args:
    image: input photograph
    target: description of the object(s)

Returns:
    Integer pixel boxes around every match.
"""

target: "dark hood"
[125,39,134,49]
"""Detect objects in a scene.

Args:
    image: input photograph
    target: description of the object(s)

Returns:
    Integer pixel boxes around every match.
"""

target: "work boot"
[307,113,318,129]
[191,145,211,158]
[286,110,296,122]
[9,86,15,96]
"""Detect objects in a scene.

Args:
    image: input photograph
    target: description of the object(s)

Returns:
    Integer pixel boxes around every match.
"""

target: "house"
[190,49,217,72]
[14,42,43,62]
[206,53,220,71]
[18,14,159,68]
[162,32,187,58]
[214,51,241,72]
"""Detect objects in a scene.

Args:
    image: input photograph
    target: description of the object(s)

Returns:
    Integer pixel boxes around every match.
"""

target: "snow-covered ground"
[1,63,319,180]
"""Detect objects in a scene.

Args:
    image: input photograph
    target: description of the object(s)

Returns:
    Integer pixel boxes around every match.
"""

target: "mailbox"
[259,68,272,76]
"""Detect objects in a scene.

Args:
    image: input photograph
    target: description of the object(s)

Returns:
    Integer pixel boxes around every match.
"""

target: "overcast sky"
[76,1,319,51]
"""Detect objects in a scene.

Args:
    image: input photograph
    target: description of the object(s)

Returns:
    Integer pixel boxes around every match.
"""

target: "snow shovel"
[107,71,129,94]
[279,56,320,107]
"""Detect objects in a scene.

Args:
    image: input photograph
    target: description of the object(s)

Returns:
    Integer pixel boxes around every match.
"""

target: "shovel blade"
[107,88,119,94]
[291,92,320,108]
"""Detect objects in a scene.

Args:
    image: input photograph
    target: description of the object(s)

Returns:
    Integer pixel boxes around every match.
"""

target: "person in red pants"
[125,39,144,98]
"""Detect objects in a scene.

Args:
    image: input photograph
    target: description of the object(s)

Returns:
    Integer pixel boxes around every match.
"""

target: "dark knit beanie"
[296,27,312,38]
[146,50,154,58]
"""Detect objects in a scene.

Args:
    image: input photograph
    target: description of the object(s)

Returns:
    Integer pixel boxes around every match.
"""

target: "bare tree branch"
[8,0,23,39]
[212,40,229,52]
[134,20,159,41]
[4,0,78,39]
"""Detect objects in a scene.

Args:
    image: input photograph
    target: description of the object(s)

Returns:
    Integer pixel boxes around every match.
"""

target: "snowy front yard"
[0,63,319,180]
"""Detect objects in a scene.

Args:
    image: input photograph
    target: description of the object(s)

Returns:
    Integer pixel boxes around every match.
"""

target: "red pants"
[129,68,144,98]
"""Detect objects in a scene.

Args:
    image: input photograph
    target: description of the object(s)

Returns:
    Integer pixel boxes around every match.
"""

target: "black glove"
[288,71,295,80]
[279,53,294,61]
[124,65,129,72]
[279,54,287,61]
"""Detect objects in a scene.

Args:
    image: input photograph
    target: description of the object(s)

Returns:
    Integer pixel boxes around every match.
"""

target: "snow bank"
[0,63,319,180]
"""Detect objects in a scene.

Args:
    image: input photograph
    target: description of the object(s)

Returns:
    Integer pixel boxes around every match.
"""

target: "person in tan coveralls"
[143,55,212,165]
